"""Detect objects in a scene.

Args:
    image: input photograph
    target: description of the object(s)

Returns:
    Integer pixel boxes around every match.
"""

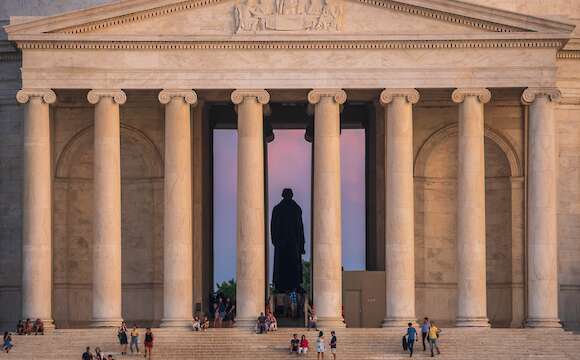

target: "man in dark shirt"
[257,312,267,334]
[406,323,417,357]
[330,330,337,359]
[82,347,92,360]
[289,333,300,353]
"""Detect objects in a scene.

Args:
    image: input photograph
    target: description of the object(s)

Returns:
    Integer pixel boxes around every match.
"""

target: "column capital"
[307,89,347,105]
[521,87,561,105]
[87,89,127,105]
[159,89,198,105]
[379,88,419,106]
[231,89,270,105]
[452,88,491,104]
[16,89,56,105]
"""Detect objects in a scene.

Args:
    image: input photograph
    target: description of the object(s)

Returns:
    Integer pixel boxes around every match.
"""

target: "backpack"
[402,335,408,351]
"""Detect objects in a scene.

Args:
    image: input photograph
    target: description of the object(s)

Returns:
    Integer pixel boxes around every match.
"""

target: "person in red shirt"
[299,335,309,355]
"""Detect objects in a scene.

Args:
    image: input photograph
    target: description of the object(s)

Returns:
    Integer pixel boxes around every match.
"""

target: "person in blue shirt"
[406,322,417,357]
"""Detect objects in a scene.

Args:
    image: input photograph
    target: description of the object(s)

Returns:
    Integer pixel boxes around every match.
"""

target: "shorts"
[299,347,308,353]
[331,348,337,354]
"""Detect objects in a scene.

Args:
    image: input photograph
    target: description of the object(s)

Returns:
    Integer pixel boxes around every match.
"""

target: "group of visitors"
[290,331,337,359]
[192,315,210,331]
[213,296,236,328]
[116,322,154,358]
[256,311,278,333]
[82,346,113,360]
[403,317,441,357]
[16,318,44,335]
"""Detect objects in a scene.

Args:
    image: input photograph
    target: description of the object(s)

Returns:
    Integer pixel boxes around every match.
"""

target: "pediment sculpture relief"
[234,0,343,32]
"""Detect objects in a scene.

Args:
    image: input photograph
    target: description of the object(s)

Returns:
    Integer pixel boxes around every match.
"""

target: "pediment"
[4,0,575,40]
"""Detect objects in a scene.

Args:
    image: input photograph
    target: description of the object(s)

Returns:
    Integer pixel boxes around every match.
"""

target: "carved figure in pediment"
[315,0,342,30]
[235,0,269,32]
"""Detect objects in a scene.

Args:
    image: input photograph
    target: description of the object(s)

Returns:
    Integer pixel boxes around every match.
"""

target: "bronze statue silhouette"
[271,188,305,292]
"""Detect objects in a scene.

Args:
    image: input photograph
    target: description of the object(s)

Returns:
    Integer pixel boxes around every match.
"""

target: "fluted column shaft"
[380,89,419,327]
[452,88,491,327]
[17,89,57,327]
[88,90,126,327]
[308,89,346,328]
[159,90,198,327]
[522,88,561,328]
[232,89,269,328]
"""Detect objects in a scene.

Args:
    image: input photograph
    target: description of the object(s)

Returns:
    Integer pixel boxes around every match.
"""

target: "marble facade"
[0,0,579,330]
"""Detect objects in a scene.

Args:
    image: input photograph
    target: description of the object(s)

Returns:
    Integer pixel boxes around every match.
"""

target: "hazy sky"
[213,129,366,287]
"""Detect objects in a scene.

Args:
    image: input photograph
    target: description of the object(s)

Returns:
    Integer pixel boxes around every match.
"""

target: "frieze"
[234,0,342,32]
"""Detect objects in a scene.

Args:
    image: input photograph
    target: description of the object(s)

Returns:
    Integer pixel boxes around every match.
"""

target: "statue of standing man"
[271,188,305,293]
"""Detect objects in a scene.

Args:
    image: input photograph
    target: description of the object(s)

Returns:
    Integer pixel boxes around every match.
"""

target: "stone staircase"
[3,327,580,359]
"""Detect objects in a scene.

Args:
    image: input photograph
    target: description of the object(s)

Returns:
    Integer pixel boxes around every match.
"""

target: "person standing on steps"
[420,317,430,351]
[144,328,154,359]
[428,322,441,357]
[117,323,128,355]
[405,323,417,357]
[130,325,140,354]
[329,330,337,359]
[316,331,325,360]
[82,346,93,360]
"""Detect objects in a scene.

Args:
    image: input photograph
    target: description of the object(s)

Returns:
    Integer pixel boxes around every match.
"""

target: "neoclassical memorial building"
[0,0,579,330]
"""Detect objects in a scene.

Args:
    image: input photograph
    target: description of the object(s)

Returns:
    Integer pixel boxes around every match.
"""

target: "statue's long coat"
[271,198,305,292]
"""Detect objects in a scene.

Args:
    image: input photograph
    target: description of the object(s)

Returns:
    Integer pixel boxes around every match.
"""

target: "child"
[299,334,309,355]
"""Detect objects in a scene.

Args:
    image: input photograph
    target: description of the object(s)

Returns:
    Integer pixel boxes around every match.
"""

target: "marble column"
[452,88,491,327]
[521,88,561,328]
[308,89,346,328]
[380,89,419,327]
[158,90,198,327]
[231,89,269,328]
[87,90,126,327]
[17,89,57,327]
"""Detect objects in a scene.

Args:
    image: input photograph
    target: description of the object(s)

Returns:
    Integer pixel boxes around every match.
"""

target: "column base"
[525,318,561,328]
[91,318,124,328]
[456,317,490,327]
[316,317,346,329]
[382,318,416,328]
[160,319,193,328]
[234,317,258,329]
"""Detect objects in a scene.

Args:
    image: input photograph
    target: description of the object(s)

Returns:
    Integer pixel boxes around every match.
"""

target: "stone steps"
[3,328,580,360]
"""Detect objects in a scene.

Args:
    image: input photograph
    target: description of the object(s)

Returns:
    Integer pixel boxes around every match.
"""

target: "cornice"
[13,38,566,50]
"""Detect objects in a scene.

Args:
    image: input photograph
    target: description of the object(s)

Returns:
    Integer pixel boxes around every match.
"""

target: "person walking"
[428,322,441,357]
[144,328,154,359]
[117,324,128,355]
[316,331,325,360]
[420,317,430,351]
[3,332,13,353]
[406,323,417,357]
[329,330,337,359]
[130,325,140,354]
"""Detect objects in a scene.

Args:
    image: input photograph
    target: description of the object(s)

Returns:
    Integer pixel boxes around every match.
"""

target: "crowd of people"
[15,318,44,335]
[289,330,337,359]
[403,317,442,357]
[81,322,154,359]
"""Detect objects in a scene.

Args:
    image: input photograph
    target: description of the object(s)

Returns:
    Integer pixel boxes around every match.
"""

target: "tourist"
[3,332,13,353]
[299,334,309,355]
[117,323,128,355]
[24,318,32,335]
[329,330,337,359]
[16,320,24,335]
[144,327,154,359]
[201,316,210,331]
[130,324,140,354]
[192,316,201,331]
[420,317,430,351]
[308,309,318,331]
[225,298,236,327]
[316,331,325,359]
[289,289,298,319]
[34,318,44,335]
[405,322,417,357]
[290,333,300,354]
[82,346,92,360]
[257,312,267,334]
[214,297,226,328]
[428,322,441,357]
[268,311,278,331]
[94,347,103,360]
